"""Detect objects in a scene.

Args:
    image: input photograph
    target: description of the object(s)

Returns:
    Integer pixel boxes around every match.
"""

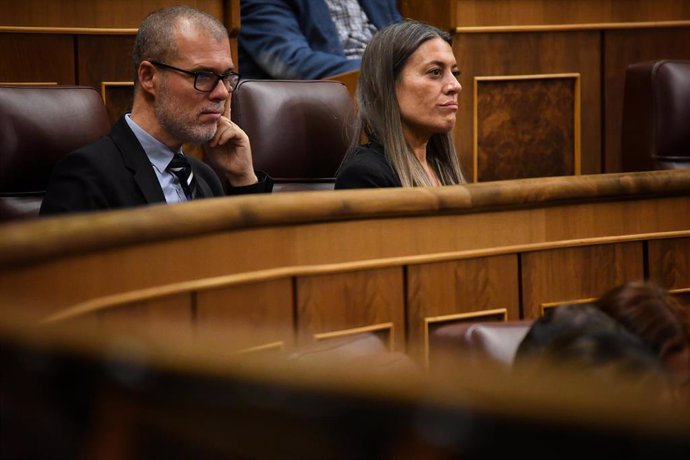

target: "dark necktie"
[167,153,198,200]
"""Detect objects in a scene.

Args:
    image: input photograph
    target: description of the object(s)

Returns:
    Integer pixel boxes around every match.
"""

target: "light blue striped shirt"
[124,114,188,203]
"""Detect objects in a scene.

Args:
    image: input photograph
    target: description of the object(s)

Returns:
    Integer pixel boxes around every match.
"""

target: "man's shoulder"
[59,134,121,170]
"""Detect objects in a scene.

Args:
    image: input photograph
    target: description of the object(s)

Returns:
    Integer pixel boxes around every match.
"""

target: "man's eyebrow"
[193,65,235,73]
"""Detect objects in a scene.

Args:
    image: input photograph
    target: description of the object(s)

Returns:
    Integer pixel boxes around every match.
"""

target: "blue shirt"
[124,114,188,203]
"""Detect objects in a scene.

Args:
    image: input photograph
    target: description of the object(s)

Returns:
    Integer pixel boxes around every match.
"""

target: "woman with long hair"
[335,20,465,188]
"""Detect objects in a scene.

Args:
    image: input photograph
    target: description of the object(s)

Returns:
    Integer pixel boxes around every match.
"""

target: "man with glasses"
[41,6,272,215]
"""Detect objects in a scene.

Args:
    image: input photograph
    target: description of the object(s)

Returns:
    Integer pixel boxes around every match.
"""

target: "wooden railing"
[1,170,688,362]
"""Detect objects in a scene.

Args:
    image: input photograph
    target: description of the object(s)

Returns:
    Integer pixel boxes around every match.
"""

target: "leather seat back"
[621,60,690,171]
[0,86,110,220]
[229,79,355,191]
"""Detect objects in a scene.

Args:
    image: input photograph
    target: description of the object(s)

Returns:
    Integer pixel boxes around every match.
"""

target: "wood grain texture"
[196,278,294,350]
[78,35,135,87]
[99,293,192,335]
[407,255,519,361]
[0,34,74,84]
[296,268,405,350]
[399,0,456,31]
[0,0,225,28]
[446,0,689,28]
[454,31,599,178]
[0,1,240,89]
[521,242,644,318]
[647,238,690,291]
[476,76,576,181]
[102,83,134,125]
[1,171,689,269]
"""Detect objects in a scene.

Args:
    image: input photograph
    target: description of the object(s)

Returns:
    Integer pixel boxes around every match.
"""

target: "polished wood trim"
[473,73,582,181]
[223,0,241,36]
[0,82,58,86]
[233,341,285,354]
[423,308,508,369]
[540,297,597,316]
[101,81,133,105]
[38,230,690,325]
[0,26,137,35]
[2,171,689,268]
[454,21,690,34]
[424,308,508,325]
[314,322,394,351]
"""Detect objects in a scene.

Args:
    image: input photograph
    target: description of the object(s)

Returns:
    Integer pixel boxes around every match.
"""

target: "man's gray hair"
[132,6,228,83]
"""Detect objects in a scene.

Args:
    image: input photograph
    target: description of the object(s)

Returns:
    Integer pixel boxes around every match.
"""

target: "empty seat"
[0,86,110,220]
[228,79,355,192]
[289,333,418,374]
[429,320,533,367]
[621,60,690,171]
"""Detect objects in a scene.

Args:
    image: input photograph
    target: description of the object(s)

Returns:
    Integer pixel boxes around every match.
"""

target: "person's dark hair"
[132,6,228,85]
[345,20,465,187]
[515,304,666,386]
[596,281,690,362]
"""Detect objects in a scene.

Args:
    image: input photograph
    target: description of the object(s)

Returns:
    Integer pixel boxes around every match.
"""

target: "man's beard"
[156,82,220,145]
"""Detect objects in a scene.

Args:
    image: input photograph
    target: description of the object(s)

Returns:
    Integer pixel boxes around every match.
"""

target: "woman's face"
[395,37,461,144]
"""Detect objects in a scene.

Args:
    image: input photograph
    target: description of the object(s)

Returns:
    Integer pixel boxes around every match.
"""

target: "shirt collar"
[124,113,182,173]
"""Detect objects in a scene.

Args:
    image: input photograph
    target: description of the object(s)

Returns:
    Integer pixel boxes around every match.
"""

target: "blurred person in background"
[239,0,401,79]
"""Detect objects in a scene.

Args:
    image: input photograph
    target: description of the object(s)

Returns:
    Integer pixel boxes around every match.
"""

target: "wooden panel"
[402,0,690,29]
[102,83,134,125]
[407,255,519,361]
[453,30,600,180]
[475,74,579,181]
[78,35,135,86]
[0,0,225,28]
[296,268,404,350]
[78,35,135,123]
[0,34,74,84]
[196,278,294,351]
[603,27,690,172]
[647,238,690,291]
[99,293,192,334]
[399,0,456,32]
[521,242,644,319]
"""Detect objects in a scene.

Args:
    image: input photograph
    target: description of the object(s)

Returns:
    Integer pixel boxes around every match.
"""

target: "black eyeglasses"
[149,61,240,92]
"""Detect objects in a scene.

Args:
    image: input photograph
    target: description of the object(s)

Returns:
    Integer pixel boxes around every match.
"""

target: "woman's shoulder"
[335,143,401,189]
[349,142,387,161]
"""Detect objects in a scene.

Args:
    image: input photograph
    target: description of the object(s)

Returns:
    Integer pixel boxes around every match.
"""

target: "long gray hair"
[346,20,465,187]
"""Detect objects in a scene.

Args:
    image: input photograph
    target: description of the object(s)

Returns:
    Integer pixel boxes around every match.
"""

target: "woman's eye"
[429,68,442,77]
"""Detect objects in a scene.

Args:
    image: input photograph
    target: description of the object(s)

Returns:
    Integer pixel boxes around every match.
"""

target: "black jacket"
[335,142,401,189]
[40,116,271,215]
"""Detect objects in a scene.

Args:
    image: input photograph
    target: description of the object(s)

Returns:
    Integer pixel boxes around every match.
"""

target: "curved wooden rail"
[1,170,688,268]
[0,171,688,359]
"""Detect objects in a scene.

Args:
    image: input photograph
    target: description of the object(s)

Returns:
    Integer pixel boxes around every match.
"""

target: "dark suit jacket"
[40,116,272,215]
[335,142,402,189]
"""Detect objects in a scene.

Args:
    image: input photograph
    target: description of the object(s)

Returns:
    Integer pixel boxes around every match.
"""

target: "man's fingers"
[210,117,237,147]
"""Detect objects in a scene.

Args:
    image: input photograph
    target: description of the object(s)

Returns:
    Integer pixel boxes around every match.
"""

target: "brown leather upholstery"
[0,86,110,220]
[621,60,690,171]
[229,79,355,191]
[429,320,533,367]
[289,333,418,374]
